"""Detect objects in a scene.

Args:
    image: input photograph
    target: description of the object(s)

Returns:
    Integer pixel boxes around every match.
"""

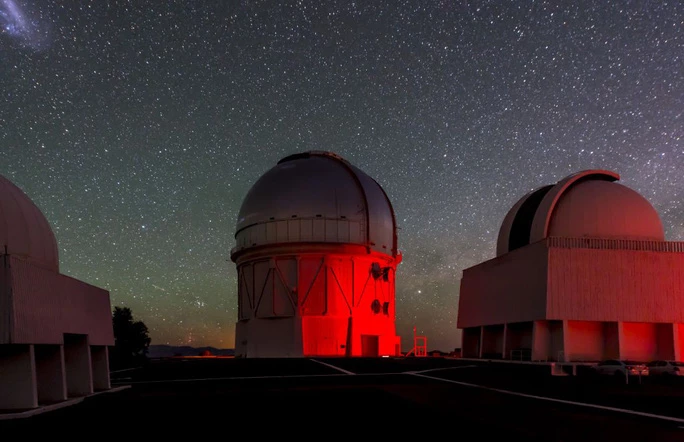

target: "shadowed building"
[231,151,402,357]
[458,170,684,362]
[0,175,114,410]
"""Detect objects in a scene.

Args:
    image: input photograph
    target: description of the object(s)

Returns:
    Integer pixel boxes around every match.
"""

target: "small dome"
[232,151,397,258]
[497,170,664,256]
[0,175,59,271]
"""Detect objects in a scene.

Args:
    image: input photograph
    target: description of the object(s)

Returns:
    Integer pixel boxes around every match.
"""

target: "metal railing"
[547,237,684,253]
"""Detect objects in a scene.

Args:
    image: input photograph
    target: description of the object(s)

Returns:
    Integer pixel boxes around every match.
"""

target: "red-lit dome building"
[231,151,401,358]
[459,170,684,363]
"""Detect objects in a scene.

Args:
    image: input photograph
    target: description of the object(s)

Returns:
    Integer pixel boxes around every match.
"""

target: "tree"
[111,307,151,370]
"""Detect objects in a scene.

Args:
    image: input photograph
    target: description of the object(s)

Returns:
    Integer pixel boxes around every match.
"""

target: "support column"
[0,344,38,410]
[502,323,508,360]
[561,320,569,362]
[617,322,625,360]
[674,324,684,362]
[35,344,67,403]
[64,334,93,397]
[478,326,484,358]
[91,346,110,391]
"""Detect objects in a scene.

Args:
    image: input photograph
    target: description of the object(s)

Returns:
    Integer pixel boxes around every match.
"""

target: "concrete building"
[231,151,402,357]
[0,175,114,410]
[458,170,684,363]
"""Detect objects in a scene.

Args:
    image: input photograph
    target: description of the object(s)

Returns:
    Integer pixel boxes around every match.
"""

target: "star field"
[1,1,682,351]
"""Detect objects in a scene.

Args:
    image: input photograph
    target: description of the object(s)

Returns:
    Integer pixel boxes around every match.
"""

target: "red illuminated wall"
[235,244,400,357]
[620,323,657,361]
[458,238,684,328]
[565,321,604,361]
[675,324,684,361]
[548,244,684,323]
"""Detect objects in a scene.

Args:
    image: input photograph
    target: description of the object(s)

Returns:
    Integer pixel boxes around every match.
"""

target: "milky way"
[0,1,24,37]
[0,1,682,351]
[0,0,48,50]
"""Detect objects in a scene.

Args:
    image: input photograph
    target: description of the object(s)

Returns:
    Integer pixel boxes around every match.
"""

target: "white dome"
[232,151,397,258]
[497,170,664,256]
[547,180,663,241]
[0,175,59,271]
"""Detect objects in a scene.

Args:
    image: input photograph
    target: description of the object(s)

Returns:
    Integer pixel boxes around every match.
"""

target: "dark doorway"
[361,335,379,357]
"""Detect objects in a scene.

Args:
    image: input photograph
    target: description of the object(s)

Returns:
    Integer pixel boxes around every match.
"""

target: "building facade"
[231,151,402,358]
[458,170,684,362]
[0,175,114,410]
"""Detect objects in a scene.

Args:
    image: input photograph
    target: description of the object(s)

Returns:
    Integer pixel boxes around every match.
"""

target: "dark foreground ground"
[1,357,684,440]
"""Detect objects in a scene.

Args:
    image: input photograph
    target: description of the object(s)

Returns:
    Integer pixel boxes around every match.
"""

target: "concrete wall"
[565,321,603,361]
[675,323,684,361]
[462,327,480,358]
[235,317,303,358]
[620,322,657,361]
[64,334,93,397]
[533,321,678,362]
[7,257,114,346]
[466,319,680,363]
[547,246,684,323]
[505,322,533,360]
[481,325,505,358]
[91,346,110,391]
[0,344,37,409]
[532,321,550,361]
[35,344,67,403]
[458,241,548,328]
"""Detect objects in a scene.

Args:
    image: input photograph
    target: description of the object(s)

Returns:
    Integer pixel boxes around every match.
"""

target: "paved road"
[1,358,682,440]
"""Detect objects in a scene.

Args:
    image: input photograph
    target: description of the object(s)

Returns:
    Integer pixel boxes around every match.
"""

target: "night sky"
[1,1,682,352]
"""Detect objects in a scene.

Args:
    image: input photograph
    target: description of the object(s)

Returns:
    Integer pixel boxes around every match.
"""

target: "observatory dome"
[496,170,664,256]
[0,175,59,271]
[232,151,397,258]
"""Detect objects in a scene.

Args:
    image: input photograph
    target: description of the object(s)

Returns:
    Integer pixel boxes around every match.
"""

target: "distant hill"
[147,345,235,358]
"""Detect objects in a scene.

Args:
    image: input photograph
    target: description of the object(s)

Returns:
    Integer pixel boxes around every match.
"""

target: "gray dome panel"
[232,151,397,258]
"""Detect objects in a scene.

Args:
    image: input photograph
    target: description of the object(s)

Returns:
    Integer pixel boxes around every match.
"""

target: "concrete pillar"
[502,323,508,360]
[532,321,549,362]
[91,346,110,391]
[64,334,93,397]
[461,328,479,358]
[460,329,465,358]
[0,344,38,410]
[478,326,484,358]
[35,345,67,403]
[617,321,624,360]
[674,324,684,362]
[561,320,569,362]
